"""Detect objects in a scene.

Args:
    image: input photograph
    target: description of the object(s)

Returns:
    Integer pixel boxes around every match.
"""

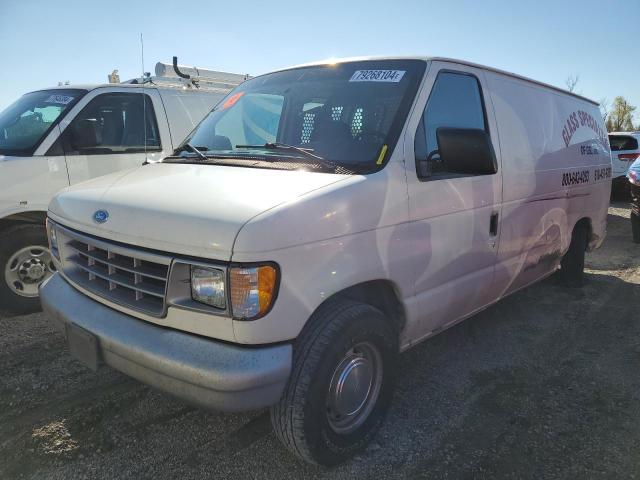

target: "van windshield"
[0,89,86,156]
[168,60,426,173]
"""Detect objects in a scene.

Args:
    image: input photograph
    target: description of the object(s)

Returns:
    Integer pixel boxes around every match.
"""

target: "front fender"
[231,224,414,345]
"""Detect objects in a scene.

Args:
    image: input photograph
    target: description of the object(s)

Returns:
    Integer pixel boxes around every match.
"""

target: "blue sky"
[1,0,638,121]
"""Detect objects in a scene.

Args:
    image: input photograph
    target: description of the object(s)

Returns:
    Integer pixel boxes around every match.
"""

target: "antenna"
[140,33,148,163]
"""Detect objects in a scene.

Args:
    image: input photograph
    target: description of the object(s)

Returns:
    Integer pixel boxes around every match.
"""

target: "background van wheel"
[270,299,398,466]
[0,224,54,315]
[631,212,640,244]
[560,223,588,287]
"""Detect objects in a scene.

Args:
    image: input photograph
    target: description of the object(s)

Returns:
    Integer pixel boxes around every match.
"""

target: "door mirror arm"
[416,156,431,178]
[427,149,440,162]
[416,149,441,179]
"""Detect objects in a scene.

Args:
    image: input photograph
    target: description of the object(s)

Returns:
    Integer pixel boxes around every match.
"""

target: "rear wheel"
[631,212,640,244]
[560,223,588,287]
[270,299,398,466]
[0,224,54,314]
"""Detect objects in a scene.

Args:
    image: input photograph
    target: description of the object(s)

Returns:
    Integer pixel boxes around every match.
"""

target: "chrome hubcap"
[4,246,55,297]
[326,341,383,434]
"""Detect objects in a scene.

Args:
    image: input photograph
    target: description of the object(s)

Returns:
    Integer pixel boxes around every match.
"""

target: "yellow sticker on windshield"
[376,145,388,165]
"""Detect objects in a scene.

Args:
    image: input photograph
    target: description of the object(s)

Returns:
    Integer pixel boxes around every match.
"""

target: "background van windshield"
[177,60,426,172]
[0,89,86,156]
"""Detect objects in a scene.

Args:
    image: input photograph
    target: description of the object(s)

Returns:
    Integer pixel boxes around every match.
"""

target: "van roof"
[33,70,248,96]
[36,83,232,95]
[276,55,600,106]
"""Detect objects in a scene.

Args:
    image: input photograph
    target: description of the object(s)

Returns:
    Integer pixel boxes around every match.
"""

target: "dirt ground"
[1,203,639,479]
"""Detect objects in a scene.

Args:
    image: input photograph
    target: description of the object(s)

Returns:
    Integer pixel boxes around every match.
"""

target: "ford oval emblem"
[93,210,109,224]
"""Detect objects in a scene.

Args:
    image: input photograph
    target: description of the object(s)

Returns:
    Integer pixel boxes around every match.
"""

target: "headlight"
[230,264,278,320]
[191,266,226,309]
[46,218,60,260]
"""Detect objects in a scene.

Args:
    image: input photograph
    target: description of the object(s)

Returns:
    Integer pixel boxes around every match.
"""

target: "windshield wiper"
[235,142,337,169]
[177,143,209,161]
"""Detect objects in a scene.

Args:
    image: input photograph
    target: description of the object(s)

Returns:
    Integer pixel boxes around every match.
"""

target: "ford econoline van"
[40,57,611,465]
[0,63,247,313]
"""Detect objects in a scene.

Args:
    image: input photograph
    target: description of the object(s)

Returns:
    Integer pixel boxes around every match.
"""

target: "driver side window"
[61,93,160,155]
[415,71,487,177]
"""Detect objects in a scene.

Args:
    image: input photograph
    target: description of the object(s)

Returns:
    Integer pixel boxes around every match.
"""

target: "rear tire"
[560,223,588,287]
[0,224,53,315]
[270,299,398,466]
[631,212,640,244]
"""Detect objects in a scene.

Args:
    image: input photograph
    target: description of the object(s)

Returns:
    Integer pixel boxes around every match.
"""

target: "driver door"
[58,89,168,185]
[404,62,503,341]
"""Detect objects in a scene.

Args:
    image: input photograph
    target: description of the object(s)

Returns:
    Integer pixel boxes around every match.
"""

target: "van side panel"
[486,72,610,296]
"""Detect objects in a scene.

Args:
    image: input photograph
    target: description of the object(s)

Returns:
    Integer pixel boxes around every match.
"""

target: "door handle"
[489,212,499,237]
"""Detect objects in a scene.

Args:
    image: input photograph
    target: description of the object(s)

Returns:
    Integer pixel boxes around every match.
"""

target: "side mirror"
[71,119,101,150]
[436,127,497,175]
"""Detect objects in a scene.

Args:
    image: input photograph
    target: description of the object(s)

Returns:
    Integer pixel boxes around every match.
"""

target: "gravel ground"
[1,203,639,479]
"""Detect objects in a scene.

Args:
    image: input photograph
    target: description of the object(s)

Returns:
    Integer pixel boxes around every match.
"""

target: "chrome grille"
[58,227,171,316]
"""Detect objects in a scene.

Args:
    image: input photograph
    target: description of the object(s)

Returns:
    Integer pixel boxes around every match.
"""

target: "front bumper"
[40,273,292,412]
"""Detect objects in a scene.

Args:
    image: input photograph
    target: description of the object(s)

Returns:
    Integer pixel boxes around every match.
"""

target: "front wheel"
[0,224,55,315]
[270,300,398,466]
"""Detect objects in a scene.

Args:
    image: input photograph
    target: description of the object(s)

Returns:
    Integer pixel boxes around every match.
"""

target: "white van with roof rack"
[40,56,611,465]
[0,58,247,313]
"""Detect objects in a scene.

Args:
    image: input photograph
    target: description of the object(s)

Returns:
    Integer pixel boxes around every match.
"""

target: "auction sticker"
[44,94,74,105]
[349,70,405,82]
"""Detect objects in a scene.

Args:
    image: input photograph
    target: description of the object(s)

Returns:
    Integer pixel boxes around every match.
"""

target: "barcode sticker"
[44,94,74,105]
[349,70,405,83]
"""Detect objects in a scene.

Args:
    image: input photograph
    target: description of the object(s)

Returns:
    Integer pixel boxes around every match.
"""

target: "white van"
[0,64,246,312]
[40,57,611,465]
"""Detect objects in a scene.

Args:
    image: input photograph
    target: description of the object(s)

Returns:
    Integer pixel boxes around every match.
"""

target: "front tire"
[270,299,398,466]
[0,224,54,315]
[560,223,588,287]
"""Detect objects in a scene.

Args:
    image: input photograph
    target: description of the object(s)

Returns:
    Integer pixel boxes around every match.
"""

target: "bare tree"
[565,74,579,93]
[599,97,609,122]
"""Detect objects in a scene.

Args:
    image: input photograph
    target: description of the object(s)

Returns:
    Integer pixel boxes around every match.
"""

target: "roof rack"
[119,56,250,92]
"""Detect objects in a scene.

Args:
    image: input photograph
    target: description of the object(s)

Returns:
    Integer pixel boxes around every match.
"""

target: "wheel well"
[328,280,406,333]
[0,211,47,232]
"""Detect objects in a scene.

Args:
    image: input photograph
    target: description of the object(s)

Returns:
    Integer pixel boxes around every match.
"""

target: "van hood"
[49,163,351,259]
